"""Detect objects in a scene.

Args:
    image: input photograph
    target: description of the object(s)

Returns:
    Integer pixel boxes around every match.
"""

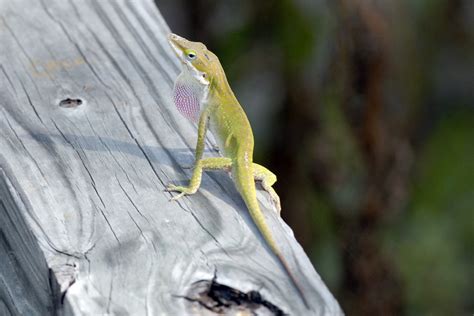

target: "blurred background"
[156,0,473,315]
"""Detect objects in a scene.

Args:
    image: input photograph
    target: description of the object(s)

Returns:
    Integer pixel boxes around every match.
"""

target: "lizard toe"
[169,192,186,201]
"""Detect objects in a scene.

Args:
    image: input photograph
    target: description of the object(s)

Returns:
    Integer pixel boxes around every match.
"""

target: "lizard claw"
[165,184,192,201]
[170,192,185,201]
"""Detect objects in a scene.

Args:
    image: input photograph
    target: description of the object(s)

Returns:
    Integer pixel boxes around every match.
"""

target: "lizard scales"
[166,33,310,309]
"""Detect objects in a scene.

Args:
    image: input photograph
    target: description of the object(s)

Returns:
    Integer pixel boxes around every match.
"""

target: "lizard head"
[168,33,218,86]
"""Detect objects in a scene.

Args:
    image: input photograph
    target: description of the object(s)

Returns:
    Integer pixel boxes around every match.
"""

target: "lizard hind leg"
[253,163,281,214]
[166,157,232,201]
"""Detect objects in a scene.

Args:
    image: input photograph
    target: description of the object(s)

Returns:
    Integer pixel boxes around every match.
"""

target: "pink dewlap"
[173,83,200,122]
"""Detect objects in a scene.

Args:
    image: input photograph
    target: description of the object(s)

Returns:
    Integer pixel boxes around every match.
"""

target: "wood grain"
[0,0,342,314]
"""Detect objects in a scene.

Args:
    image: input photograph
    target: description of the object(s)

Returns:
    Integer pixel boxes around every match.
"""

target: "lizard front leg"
[194,108,210,163]
[253,163,281,214]
[166,157,232,201]
[181,109,210,170]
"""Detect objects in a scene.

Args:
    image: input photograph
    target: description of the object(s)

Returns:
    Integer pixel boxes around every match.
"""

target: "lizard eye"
[185,49,197,61]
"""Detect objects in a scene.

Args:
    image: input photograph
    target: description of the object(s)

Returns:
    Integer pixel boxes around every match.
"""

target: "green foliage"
[412,112,474,222]
[214,26,252,74]
[309,192,342,291]
[387,111,474,315]
[274,0,315,70]
[318,88,366,215]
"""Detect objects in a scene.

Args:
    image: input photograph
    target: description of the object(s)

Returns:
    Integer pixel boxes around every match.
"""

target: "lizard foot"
[165,184,194,201]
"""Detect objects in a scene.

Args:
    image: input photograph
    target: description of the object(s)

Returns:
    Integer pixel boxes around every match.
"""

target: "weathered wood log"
[0,0,343,314]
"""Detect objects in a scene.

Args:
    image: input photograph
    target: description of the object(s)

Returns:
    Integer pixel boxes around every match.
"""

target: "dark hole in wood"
[59,98,83,108]
[181,276,287,315]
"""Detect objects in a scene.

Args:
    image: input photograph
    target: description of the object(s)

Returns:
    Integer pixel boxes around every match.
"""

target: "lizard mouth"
[168,33,186,61]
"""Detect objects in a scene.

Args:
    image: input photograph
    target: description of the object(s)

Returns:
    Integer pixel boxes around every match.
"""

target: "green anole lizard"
[165,33,309,308]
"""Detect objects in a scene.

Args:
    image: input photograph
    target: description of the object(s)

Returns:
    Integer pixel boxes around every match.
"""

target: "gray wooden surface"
[0,0,343,315]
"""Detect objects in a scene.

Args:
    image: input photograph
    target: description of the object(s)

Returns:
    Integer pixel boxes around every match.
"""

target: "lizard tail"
[233,160,310,309]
